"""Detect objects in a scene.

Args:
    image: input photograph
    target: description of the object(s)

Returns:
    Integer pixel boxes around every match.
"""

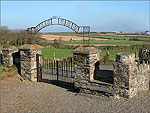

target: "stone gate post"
[113,53,138,98]
[73,46,100,90]
[19,44,42,82]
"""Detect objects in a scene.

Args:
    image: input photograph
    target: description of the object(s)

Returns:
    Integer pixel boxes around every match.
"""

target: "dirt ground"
[40,34,150,42]
[41,34,108,41]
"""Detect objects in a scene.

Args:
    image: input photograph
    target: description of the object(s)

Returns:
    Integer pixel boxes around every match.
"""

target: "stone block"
[116,53,135,64]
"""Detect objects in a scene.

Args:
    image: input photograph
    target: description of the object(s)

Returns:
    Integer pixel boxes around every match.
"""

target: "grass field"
[42,48,139,60]
[42,48,73,60]
[41,33,150,47]
[88,35,150,40]
[41,33,146,64]
[60,40,150,45]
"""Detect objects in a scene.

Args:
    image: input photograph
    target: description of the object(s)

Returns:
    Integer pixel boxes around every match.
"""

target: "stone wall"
[139,48,150,63]
[73,47,118,98]
[1,46,18,67]
[74,47,150,99]
[113,53,150,98]
[19,44,42,82]
[136,63,150,91]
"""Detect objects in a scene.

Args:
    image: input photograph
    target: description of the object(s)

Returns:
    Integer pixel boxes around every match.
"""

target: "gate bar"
[56,60,59,84]
[36,54,40,82]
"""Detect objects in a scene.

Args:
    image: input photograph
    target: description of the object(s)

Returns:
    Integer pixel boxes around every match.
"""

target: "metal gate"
[36,54,75,88]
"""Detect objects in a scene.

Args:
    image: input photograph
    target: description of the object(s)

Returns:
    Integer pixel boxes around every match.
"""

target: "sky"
[1,1,150,32]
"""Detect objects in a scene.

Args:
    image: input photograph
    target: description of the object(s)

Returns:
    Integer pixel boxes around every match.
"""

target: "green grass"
[42,48,73,60]
[0,65,16,73]
[60,40,150,45]
[42,48,139,60]
[89,35,150,40]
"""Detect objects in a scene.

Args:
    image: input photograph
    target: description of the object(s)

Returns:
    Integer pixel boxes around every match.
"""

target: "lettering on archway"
[26,16,90,34]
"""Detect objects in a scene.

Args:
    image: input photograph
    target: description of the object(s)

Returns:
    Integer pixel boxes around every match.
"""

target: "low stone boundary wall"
[113,53,150,98]
[1,44,42,82]
[74,47,150,99]
[1,46,19,67]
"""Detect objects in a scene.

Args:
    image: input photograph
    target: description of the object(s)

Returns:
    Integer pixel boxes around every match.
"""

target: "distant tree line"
[0,26,29,48]
[0,26,50,48]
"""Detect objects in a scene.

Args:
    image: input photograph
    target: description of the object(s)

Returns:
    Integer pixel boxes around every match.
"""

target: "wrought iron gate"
[36,54,75,87]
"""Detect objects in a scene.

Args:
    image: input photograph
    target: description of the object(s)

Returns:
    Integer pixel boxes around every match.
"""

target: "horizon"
[1,1,149,33]
[0,25,148,33]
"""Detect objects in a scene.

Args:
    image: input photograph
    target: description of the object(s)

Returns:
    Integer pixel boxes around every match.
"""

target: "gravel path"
[1,75,150,113]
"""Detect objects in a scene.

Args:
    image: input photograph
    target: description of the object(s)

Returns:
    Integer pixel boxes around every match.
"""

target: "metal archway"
[26,16,90,34]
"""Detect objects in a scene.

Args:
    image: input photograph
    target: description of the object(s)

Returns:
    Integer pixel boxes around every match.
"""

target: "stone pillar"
[2,46,18,67]
[19,44,42,82]
[113,53,137,98]
[73,46,100,90]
